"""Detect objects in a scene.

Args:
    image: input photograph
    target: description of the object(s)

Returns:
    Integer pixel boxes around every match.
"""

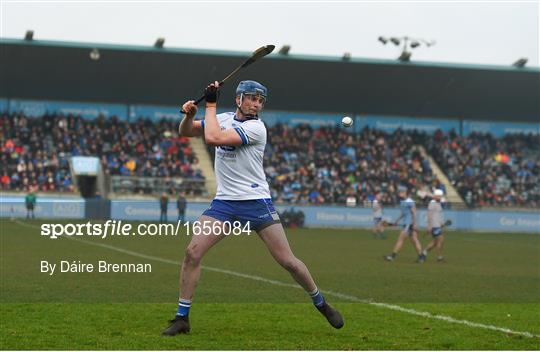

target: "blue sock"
[309,288,325,307]
[176,299,191,317]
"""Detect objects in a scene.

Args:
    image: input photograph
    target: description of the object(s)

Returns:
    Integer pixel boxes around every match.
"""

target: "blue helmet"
[236,80,268,100]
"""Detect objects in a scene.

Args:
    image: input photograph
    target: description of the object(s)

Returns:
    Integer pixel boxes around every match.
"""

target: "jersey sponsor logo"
[216,152,237,159]
[217,145,236,151]
[251,183,259,188]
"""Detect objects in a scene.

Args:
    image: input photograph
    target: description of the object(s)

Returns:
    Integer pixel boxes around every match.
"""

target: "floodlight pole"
[378,35,435,61]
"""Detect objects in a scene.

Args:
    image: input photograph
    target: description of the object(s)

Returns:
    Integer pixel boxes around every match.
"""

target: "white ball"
[341,116,353,127]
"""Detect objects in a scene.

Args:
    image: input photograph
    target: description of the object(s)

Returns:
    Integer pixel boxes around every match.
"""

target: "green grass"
[1,219,539,349]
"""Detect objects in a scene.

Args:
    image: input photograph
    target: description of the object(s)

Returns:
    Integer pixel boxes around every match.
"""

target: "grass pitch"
[1,219,539,350]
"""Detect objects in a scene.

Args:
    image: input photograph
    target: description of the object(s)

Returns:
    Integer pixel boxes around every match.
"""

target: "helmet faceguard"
[236,80,268,118]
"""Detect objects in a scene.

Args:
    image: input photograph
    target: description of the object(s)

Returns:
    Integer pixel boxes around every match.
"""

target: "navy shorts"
[373,217,382,225]
[202,198,281,232]
[431,227,443,237]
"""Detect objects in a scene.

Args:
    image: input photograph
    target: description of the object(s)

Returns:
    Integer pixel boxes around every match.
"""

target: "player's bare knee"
[279,257,301,273]
[184,246,202,266]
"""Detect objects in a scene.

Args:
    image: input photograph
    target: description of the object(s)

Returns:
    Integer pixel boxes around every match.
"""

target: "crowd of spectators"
[1,112,204,195]
[1,113,74,192]
[426,130,539,208]
[263,123,439,206]
[3,111,538,208]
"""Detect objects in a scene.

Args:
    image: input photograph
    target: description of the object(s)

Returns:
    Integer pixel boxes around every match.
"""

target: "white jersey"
[372,199,382,218]
[203,112,271,200]
[428,199,444,227]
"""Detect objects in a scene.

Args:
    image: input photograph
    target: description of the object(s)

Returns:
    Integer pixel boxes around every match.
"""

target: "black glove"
[204,84,220,103]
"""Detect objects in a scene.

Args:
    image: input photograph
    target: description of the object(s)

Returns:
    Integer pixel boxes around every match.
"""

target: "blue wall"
[129,104,180,121]
[274,205,540,233]
[0,98,7,112]
[357,115,459,133]
[262,110,343,127]
[110,200,208,221]
[111,200,539,233]
[0,196,85,219]
[463,120,539,137]
[8,99,127,119]
[2,196,538,233]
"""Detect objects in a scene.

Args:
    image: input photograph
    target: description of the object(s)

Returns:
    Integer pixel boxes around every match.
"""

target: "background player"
[162,80,344,336]
[384,187,425,263]
[372,193,385,239]
[25,192,36,219]
[422,189,447,262]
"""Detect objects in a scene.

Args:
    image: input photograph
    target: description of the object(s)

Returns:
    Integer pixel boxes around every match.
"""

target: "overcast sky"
[1,1,538,67]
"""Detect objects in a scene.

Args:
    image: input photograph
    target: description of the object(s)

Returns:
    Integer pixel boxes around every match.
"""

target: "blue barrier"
[2,196,538,233]
[274,205,539,233]
[110,200,208,222]
[261,110,343,127]
[8,99,127,119]
[463,121,539,137]
[0,98,7,112]
[357,115,460,133]
[129,104,180,121]
[0,196,85,219]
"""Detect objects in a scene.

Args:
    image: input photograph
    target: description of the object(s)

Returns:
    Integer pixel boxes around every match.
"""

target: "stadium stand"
[1,112,74,192]
[3,110,538,208]
[1,112,206,196]
[263,123,441,206]
[426,130,540,208]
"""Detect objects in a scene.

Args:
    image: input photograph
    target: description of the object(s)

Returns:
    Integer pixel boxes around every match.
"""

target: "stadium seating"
[1,112,74,192]
[1,112,205,195]
[263,123,439,206]
[3,111,537,208]
[426,130,539,208]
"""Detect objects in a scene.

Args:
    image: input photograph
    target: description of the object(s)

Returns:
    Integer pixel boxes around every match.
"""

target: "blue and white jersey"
[427,199,444,228]
[372,199,383,218]
[203,112,271,200]
[400,197,416,225]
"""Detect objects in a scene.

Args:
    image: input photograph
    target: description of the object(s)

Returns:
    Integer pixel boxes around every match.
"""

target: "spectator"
[177,191,187,222]
[160,192,169,223]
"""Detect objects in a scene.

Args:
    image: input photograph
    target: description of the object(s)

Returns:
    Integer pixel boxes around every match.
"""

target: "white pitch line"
[12,219,540,339]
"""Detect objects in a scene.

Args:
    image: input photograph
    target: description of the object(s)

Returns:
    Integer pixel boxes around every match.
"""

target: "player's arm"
[204,106,243,146]
[203,82,243,146]
[179,100,204,137]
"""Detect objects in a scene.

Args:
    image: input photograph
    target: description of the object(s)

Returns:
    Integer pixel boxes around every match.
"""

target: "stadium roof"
[1,38,539,121]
